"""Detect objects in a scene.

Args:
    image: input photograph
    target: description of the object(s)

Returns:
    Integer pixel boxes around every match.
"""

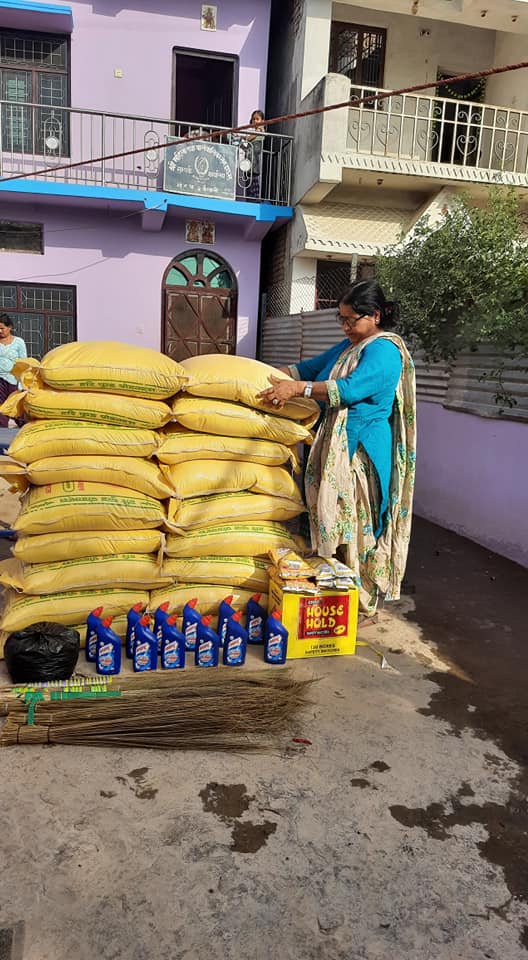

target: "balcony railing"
[0,102,293,206]
[347,84,528,177]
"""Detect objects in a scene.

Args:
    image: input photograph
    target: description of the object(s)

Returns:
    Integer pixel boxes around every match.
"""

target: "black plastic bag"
[4,622,80,683]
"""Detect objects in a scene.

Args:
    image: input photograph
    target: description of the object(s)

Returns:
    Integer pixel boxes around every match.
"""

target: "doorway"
[432,71,486,166]
[173,49,237,127]
[162,250,238,360]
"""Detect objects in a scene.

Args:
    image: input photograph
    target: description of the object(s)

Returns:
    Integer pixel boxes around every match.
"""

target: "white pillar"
[301,0,333,99]
[290,257,317,314]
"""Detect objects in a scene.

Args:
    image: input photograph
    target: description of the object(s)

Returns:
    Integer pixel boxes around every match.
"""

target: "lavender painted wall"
[68,0,270,123]
[0,201,262,356]
[414,401,528,568]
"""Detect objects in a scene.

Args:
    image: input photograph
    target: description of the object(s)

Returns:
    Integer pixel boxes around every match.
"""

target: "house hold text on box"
[297,594,350,640]
[164,140,237,200]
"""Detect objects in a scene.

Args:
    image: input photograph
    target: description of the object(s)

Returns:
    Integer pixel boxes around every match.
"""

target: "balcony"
[0,102,293,207]
[347,84,528,184]
[295,73,528,204]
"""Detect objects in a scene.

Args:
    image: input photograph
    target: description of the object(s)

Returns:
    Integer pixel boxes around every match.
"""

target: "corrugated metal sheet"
[413,351,450,405]
[260,313,528,423]
[259,315,302,367]
[299,309,342,360]
[445,346,528,421]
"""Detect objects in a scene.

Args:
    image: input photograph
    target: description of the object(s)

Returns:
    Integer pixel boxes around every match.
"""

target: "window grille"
[329,22,386,93]
[0,220,43,253]
[0,281,76,358]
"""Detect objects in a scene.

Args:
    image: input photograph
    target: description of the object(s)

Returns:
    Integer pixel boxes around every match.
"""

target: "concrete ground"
[0,517,527,960]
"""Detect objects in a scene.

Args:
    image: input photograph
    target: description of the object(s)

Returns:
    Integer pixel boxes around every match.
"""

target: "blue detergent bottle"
[154,601,171,654]
[182,597,201,651]
[125,602,145,660]
[223,611,248,667]
[85,605,104,663]
[264,610,289,665]
[217,594,235,648]
[246,593,267,645]
[96,616,122,676]
[195,616,220,668]
[161,614,186,670]
[133,614,158,672]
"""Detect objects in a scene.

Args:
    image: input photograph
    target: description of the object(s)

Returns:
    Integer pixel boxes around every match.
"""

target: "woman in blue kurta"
[258,280,417,618]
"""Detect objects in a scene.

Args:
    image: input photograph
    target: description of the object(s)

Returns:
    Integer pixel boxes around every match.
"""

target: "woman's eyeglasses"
[336,313,367,327]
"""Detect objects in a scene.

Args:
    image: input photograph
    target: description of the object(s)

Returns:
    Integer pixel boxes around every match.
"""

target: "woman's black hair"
[0,313,13,328]
[250,109,265,123]
[339,279,400,330]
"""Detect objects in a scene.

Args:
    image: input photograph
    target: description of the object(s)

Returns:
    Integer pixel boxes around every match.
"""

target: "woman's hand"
[257,374,302,410]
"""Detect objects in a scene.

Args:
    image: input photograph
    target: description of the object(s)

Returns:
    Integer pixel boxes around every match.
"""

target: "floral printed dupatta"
[305,332,416,604]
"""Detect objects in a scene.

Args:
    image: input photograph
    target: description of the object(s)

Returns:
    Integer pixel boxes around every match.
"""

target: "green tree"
[377,187,528,363]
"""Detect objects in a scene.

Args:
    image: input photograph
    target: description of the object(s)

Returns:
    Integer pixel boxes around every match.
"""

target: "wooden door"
[162,250,237,360]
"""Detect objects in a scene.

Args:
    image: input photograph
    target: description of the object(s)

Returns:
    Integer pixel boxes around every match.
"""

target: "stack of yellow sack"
[151,354,318,615]
[0,342,187,643]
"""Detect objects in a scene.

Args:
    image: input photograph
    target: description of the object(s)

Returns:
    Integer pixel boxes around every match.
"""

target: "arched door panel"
[162,250,237,359]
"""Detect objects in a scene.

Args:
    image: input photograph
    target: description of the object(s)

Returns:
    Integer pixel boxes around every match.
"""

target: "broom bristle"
[0,668,315,751]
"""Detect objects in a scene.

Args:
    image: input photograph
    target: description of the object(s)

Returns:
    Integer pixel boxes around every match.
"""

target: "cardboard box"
[268,578,358,659]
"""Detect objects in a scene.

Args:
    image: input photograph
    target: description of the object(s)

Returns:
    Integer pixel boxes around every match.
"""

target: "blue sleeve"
[293,340,348,382]
[17,338,27,360]
[334,340,402,406]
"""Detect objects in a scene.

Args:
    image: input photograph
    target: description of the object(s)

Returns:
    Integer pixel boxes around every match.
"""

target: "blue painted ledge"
[0,177,293,222]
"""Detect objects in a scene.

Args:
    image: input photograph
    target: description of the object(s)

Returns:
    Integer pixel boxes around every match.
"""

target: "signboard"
[164,139,237,200]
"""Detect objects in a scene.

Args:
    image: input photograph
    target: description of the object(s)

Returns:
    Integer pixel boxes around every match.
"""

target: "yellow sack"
[24,456,174,499]
[13,529,163,564]
[15,387,172,429]
[172,397,312,445]
[156,427,298,469]
[150,583,267,622]
[0,587,150,636]
[14,482,166,535]
[165,521,305,559]
[181,354,319,425]
[0,555,173,595]
[16,341,187,399]
[165,460,300,501]
[163,556,269,592]
[166,491,305,532]
[7,420,159,464]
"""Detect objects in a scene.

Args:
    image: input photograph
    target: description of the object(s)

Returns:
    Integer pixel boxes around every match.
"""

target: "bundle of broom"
[0,668,314,750]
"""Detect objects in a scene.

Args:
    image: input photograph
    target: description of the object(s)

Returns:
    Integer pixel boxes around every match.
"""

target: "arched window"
[162,250,237,359]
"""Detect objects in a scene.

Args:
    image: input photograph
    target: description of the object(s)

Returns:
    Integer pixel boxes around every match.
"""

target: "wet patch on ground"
[200,782,277,853]
[401,518,528,946]
[199,782,254,822]
[350,778,372,789]
[230,820,277,853]
[115,767,158,801]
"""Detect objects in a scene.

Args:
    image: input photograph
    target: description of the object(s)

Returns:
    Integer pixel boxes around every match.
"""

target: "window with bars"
[315,260,352,310]
[329,22,386,96]
[0,29,70,155]
[0,281,76,358]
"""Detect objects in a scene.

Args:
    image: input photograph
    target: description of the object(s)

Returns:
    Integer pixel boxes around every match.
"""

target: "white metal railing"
[347,84,528,175]
[0,101,293,205]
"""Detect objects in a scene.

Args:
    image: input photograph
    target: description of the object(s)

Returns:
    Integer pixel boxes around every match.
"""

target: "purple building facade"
[0,0,292,359]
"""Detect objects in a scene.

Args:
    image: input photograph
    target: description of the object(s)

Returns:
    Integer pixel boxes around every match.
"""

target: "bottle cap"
[188,598,198,609]
[132,602,144,612]
[271,610,282,620]
[91,606,104,617]
[232,611,243,623]
[223,594,234,605]
[139,614,151,626]
[158,601,170,612]
[201,615,212,626]
[251,593,262,603]
[101,616,113,628]
[167,614,179,626]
